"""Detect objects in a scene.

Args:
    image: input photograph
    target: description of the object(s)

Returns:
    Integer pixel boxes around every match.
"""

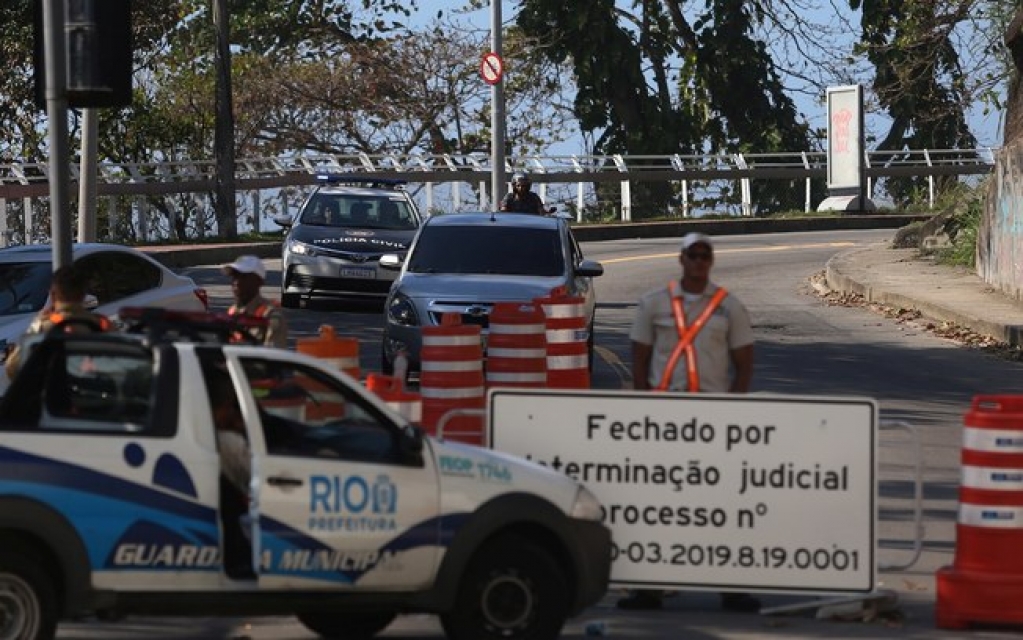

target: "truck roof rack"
[118,307,268,346]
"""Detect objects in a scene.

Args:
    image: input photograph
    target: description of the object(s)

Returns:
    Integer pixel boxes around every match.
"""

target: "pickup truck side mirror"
[273,214,294,228]
[399,423,424,461]
[379,254,403,271]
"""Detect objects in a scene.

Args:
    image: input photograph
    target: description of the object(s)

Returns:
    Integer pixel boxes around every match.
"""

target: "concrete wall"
[982,142,1023,301]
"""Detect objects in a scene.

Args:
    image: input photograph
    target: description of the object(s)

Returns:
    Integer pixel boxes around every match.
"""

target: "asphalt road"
[59,229,1023,639]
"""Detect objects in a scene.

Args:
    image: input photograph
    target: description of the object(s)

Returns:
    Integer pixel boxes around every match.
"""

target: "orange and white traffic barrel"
[296,324,361,380]
[365,373,422,425]
[419,313,485,445]
[937,395,1023,629]
[485,302,547,389]
[535,286,590,389]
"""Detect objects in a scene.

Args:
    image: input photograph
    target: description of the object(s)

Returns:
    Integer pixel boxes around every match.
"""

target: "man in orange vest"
[620,232,758,612]
[4,264,113,379]
[221,255,288,348]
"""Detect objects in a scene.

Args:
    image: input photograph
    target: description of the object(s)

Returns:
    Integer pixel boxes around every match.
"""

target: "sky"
[408,1,1005,153]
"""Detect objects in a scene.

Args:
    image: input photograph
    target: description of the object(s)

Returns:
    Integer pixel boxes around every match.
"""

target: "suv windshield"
[0,263,52,316]
[299,194,417,231]
[407,226,564,276]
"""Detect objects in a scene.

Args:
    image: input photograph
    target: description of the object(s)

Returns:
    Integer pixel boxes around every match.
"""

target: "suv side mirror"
[273,214,294,228]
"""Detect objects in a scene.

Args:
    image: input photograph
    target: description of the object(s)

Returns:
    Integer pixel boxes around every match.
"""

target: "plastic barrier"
[365,373,422,425]
[936,395,1023,629]
[485,302,547,389]
[418,313,485,445]
[296,324,360,380]
[535,287,590,389]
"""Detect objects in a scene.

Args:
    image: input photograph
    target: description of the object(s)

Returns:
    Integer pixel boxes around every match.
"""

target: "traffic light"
[34,0,133,109]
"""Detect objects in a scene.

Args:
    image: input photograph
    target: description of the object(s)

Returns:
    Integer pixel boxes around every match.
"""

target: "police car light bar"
[315,173,408,189]
[118,307,269,345]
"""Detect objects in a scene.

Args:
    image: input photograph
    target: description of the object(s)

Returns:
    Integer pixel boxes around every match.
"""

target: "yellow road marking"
[600,241,858,265]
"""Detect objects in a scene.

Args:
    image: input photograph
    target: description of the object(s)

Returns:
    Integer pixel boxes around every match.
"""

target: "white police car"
[0,311,611,640]
[274,175,424,309]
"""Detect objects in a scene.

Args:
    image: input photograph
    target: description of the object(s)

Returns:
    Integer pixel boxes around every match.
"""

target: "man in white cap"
[221,255,288,348]
[621,232,758,612]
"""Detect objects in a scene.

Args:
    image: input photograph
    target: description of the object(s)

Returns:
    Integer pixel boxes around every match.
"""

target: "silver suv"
[273,175,423,309]
[380,212,604,374]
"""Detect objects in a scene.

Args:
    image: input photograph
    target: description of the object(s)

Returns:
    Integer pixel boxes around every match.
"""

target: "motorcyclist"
[500,172,548,215]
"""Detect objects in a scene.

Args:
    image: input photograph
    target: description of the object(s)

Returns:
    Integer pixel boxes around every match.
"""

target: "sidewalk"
[825,243,1023,347]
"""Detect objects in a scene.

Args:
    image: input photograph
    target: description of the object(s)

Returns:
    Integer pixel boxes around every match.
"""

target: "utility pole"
[490,0,506,210]
[42,0,72,267]
[78,108,98,242]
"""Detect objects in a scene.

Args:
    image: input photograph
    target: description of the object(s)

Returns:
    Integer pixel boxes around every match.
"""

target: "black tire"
[296,611,396,639]
[0,546,58,640]
[280,292,301,309]
[440,533,569,640]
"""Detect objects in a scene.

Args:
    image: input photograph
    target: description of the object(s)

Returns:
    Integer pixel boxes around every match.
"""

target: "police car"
[0,310,611,640]
[273,175,424,309]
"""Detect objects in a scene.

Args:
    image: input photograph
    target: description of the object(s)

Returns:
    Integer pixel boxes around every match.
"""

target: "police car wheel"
[296,611,395,639]
[0,547,58,640]
[441,533,568,640]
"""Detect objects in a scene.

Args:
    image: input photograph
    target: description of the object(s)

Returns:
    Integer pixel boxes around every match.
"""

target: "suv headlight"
[387,293,419,327]
[570,485,603,521]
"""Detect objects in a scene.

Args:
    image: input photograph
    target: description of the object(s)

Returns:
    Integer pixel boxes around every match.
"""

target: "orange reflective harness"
[227,302,274,344]
[47,311,113,332]
[656,282,729,392]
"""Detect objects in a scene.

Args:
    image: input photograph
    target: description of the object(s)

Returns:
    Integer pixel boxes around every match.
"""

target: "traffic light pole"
[42,0,72,268]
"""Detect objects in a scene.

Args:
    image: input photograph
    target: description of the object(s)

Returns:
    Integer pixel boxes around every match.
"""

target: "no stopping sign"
[480,52,503,85]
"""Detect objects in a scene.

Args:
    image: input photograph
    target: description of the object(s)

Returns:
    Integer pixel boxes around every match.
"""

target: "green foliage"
[933,185,984,267]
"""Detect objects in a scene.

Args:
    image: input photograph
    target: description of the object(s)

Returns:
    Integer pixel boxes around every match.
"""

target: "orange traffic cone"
[936,395,1023,629]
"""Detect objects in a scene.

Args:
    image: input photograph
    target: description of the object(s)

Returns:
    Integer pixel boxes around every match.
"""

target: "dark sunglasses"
[684,251,713,262]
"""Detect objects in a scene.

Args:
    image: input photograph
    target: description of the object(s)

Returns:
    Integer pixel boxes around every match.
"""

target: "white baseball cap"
[681,232,713,253]
[221,255,266,280]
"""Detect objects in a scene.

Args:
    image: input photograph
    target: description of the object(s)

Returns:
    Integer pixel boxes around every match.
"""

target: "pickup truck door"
[230,353,441,590]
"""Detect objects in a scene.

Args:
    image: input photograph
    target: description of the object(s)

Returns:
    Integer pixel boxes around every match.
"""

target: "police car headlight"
[289,238,316,257]
[570,485,603,521]
[387,293,419,327]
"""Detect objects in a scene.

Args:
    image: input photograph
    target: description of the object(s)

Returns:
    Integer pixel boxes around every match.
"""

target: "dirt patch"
[809,271,1023,362]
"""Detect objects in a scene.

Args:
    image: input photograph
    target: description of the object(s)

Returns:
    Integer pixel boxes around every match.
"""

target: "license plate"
[340,266,375,279]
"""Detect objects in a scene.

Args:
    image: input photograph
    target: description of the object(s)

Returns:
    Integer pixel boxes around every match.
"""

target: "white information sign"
[489,389,877,594]
[826,84,864,191]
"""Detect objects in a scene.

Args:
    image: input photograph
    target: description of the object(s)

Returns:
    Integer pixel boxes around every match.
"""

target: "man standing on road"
[500,172,548,215]
[222,255,288,348]
[621,232,758,612]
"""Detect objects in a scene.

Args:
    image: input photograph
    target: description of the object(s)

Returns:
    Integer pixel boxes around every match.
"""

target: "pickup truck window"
[239,357,404,465]
[41,346,155,431]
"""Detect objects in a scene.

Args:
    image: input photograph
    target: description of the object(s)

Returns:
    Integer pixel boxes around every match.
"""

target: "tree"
[515,0,815,216]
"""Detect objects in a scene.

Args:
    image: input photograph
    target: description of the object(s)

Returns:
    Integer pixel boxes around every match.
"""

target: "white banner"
[489,389,877,594]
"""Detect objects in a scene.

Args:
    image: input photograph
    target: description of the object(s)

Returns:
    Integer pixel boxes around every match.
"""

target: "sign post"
[490,389,878,595]
[818,85,875,213]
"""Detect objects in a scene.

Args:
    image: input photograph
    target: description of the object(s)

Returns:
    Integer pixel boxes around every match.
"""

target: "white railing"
[0,149,998,242]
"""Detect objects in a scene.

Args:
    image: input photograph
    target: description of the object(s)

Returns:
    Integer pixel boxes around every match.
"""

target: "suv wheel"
[0,546,58,640]
[296,611,396,639]
[441,533,568,640]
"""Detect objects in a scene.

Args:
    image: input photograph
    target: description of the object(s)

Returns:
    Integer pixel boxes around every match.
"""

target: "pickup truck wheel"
[441,533,568,640]
[296,611,396,639]
[0,548,57,640]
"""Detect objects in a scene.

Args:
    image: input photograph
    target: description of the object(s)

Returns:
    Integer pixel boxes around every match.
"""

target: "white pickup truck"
[0,310,611,640]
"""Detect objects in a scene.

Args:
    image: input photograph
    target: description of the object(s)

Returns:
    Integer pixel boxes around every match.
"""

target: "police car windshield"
[407,227,564,276]
[299,195,417,231]
[0,263,52,316]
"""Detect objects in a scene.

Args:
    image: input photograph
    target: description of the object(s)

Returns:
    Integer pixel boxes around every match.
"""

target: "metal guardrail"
[0,148,998,241]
